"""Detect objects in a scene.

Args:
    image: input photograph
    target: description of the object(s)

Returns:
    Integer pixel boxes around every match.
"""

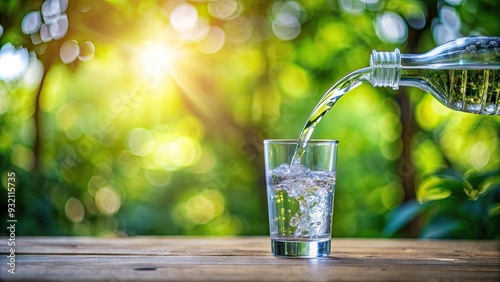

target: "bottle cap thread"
[370,49,401,90]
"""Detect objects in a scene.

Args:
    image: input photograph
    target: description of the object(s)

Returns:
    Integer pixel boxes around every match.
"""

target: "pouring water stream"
[291,67,372,164]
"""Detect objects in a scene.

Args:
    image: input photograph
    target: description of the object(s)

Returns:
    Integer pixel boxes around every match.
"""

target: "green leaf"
[426,168,462,181]
[488,203,500,217]
[463,180,479,201]
[417,176,463,203]
[383,199,429,236]
[461,170,500,200]
[421,216,464,239]
[477,175,500,196]
[464,169,499,188]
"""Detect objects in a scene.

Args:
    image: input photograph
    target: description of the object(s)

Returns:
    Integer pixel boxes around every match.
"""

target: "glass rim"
[264,139,339,145]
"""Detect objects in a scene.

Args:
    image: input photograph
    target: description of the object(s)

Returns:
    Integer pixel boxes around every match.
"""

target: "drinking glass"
[264,139,339,257]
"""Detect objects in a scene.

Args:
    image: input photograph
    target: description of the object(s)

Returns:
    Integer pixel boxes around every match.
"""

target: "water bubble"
[483,104,495,114]
[290,213,299,227]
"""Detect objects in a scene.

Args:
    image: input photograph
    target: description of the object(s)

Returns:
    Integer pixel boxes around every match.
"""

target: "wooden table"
[1,237,499,281]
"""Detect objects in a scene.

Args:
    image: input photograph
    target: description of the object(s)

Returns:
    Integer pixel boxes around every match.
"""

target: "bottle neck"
[369,50,445,104]
[369,49,402,90]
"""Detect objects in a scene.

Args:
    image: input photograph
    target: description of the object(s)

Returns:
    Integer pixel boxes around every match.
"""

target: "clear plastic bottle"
[369,36,500,115]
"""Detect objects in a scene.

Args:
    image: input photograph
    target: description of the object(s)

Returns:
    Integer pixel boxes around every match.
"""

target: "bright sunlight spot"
[140,42,180,73]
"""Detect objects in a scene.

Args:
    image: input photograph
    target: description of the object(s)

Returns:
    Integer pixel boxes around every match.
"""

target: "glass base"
[271,239,330,258]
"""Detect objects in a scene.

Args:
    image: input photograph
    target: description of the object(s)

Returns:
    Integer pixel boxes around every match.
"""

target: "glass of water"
[264,139,339,258]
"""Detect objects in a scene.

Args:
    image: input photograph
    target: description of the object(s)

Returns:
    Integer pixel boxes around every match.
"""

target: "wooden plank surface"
[0,237,499,281]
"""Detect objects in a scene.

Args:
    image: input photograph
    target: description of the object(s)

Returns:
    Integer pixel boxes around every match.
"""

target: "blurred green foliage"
[385,168,499,238]
[0,0,499,238]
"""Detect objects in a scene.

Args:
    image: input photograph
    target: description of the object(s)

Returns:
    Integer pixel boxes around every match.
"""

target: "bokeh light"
[375,12,408,44]
[95,186,121,216]
[0,43,29,82]
[78,41,95,61]
[433,5,462,44]
[59,40,79,64]
[197,26,226,54]
[338,0,366,14]
[403,3,427,30]
[65,197,85,223]
[224,16,253,43]
[48,13,68,40]
[10,144,35,171]
[169,3,209,42]
[128,128,154,157]
[22,11,42,35]
[174,189,225,226]
[22,57,44,89]
[444,0,463,6]
[42,0,68,24]
[208,0,241,20]
[271,1,306,41]
[146,134,201,171]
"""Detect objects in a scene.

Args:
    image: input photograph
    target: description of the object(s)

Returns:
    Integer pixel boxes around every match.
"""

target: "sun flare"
[140,42,182,74]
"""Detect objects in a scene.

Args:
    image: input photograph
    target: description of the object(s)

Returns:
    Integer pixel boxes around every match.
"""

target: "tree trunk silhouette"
[33,53,54,170]
[397,0,438,237]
